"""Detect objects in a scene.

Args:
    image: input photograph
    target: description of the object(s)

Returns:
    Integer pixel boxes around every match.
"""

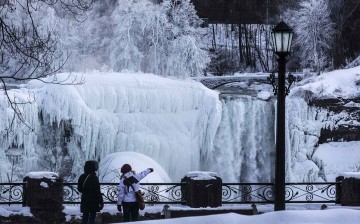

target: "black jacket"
[77,161,104,213]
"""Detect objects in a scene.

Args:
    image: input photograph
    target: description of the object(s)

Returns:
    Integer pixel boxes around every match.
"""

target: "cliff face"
[309,97,360,143]
[200,74,360,147]
[200,70,360,182]
[201,73,360,146]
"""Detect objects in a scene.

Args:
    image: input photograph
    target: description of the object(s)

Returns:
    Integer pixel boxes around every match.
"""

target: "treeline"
[1,0,360,80]
[206,23,274,74]
[204,0,360,74]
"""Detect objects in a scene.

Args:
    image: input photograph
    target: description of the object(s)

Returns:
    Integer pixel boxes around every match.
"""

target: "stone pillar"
[337,173,360,206]
[181,171,222,208]
[23,172,65,224]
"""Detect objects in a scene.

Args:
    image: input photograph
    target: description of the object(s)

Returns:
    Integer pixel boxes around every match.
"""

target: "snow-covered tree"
[285,0,335,73]
[105,0,209,77]
[166,35,210,77]
[163,0,210,77]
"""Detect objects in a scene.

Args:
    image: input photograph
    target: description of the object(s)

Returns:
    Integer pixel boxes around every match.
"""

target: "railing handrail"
[0,182,340,206]
[0,182,338,184]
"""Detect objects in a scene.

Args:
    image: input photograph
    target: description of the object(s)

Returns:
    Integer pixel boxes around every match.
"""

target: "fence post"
[22,181,26,207]
[23,172,65,223]
[163,204,171,219]
[181,171,222,208]
[335,176,344,204]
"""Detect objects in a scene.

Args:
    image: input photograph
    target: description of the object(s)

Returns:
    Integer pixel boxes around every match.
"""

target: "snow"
[257,91,271,100]
[312,142,360,181]
[0,206,32,218]
[339,172,360,179]
[57,205,360,224]
[112,209,360,224]
[99,151,172,183]
[185,171,218,180]
[40,182,49,188]
[291,66,360,99]
[24,171,59,180]
[1,204,359,223]
[344,101,360,108]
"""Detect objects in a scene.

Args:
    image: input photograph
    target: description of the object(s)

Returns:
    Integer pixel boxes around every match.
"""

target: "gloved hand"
[149,168,154,172]
[117,205,122,212]
[99,203,104,210]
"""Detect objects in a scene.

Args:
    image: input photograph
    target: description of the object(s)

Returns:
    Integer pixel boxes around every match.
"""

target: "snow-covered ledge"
[185,171,219,180]
[338,172,360,179]
[24,171,59,180]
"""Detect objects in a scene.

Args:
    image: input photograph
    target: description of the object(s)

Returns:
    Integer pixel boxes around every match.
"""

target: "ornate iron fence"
[0,183,25,205]
[221,183,274,204]
[221,182,338,204]
[0,182,339,205]
[63,183,185,204]
[285,182,338,203]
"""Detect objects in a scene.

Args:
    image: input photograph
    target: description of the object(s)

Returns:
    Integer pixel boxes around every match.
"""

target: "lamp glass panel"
[271,32,276,51]
[272,32,283,52]
[286,32,294,52]
[282,33,291,52]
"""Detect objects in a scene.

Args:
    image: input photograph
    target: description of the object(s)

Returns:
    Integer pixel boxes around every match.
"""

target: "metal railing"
[63,183,186,205]
[0,182,339,206]
[0,183,25,205]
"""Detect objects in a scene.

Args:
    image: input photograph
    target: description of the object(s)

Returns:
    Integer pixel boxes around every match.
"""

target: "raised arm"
[135,168,154,182]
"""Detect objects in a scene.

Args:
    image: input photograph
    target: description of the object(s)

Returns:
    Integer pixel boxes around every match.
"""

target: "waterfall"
[204,96,276,183]
[205,96,329,183]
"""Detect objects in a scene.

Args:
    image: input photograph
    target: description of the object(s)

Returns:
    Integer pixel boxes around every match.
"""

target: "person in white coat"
[117,164,153,222]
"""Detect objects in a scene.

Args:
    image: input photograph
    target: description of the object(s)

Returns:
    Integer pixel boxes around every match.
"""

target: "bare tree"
[284,0,335,73]
[329,0,360,68]
[0,0,93,132]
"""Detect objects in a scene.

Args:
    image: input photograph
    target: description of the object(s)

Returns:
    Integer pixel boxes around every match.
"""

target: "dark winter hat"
[84,160,99,173]
[121,164,132,174]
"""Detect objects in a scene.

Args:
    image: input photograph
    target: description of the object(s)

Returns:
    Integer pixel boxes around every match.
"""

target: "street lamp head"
[272,21,294,57]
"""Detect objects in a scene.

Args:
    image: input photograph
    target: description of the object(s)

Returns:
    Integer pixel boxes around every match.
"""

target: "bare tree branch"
[0,0,93,132]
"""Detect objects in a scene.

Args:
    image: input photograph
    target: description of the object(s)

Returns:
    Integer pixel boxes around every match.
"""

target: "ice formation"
[98,151,172,183]
[1,67,360,183]
[0,71,222,182]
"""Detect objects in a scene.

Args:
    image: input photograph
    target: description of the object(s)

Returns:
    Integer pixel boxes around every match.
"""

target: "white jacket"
[117,168,152,205]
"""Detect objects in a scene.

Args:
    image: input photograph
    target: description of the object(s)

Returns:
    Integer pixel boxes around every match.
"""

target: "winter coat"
[78,161,104,213]
[117,168,152,205]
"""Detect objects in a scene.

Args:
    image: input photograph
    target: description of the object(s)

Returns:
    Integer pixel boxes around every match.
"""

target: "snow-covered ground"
[1,204,359,224]
[126,209,360,224]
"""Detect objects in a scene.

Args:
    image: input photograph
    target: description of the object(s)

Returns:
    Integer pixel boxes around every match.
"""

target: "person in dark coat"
[78,160,104,224]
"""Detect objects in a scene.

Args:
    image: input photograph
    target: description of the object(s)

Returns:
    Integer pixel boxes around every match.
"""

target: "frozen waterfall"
[204,96,276,183]
[0,72,346,183]
[0,72,222,182]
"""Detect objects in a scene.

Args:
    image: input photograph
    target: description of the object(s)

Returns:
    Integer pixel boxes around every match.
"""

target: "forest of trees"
[204,0,360,74]
[0,0,360,80]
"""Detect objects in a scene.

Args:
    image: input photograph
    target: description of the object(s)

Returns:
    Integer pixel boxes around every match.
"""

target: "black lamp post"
[269,21,294,211]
